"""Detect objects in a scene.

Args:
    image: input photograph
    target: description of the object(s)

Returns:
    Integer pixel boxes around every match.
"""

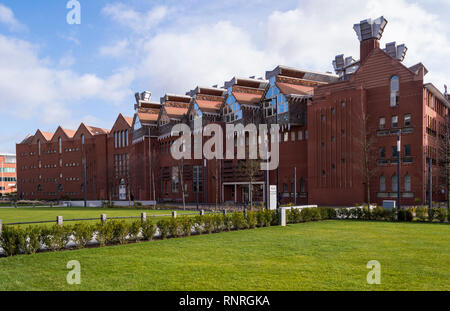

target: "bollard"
[279,208,286,227]
[57,216,63,227]
[141,212,147,222]
[101,214,107,224]
[200,210,205,216]
[172,211,177,218]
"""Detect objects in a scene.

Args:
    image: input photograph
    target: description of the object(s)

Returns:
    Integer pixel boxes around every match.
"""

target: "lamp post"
[397,131,401,216]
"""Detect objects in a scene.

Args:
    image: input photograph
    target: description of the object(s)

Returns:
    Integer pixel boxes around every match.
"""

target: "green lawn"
[0,220,448,291]
[0,207,194,225]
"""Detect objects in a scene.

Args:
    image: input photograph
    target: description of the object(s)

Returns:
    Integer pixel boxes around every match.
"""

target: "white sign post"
[269,185,277,210]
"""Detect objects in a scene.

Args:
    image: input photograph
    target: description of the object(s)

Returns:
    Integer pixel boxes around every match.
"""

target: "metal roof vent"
[354,16,388,42]
[383,42,407,61]
[333,55,358,78]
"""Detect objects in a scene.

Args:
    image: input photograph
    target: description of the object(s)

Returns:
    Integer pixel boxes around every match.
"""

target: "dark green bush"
[73,223,95,248]
[434,208,448,223]
[231,212,246,230]
[0,226,26,256]
[319,208,336,220]
[212,214,225,233]
[194,215,205,234]
[141,219,156,240]
[256,210,265,227]
[223,214,233,231]
[246,211,257,229]
[203,214,214,234]
[96,222,114,246]
[397,209,413,222]
[41,225,71,251]
[310,208,322,221]
[168,218,182,237]
[415,207,427,222]
[128,220,141,241]
[111,220,129,244]
[180,217,193,236]
[289,208,301,223]
[157,219,170,239]
[270,210,278,226]
[25,226,41,254]
[264,209,273,226]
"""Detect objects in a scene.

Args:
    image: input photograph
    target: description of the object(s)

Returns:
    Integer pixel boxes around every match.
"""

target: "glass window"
[37,139,41,156]
[404,174,411,192]
[114,132,117,148]
[392,146,398,158]
[300,178,306,193]
[223,93,242,122]
[193,166,203,192]
[81,134,85,146]
[392,116,398,128]
[125,130,129,146]
[379,117,386,129]
[390,75,399,107]
[58,137,62,154]
[341,101,346,108]
[404,114,411,127]
[392,175,398,192]
[134,118,142,131]
[404,145,411,157]
[380,147,386,158]
[298,131,303,141]
[305,130,308,140]
[284,132,289,142]
[291,132,295,141]
[380,175,386,192]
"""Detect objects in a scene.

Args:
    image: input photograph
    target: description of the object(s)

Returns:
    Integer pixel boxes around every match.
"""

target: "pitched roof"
[195,99,222,113]
[233,92,263,105]
[276,82,314,96]
[123,116,134,127]
[165,106,188,118]
[61,128,76,138]
[85,125,109,135]
[40,131,54,141]
[21,135,34,144]
[138,112,159,122]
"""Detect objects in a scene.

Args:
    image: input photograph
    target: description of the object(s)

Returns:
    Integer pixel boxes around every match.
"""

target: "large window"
[379,117,386,129]
[404,145,411,157]
[58,137,62,154]
[134,117,142,131]
[193,165,203,192]
[223,92,242,122]
[392,116,398,128]
[171,166,179,193]
[264,78,288,116]
[380,147,386,158]
[392,174,398,192]
[390,75,399,107]
[404,114,411,127]
[380,175,386,192]
[37,139,41,156]
[404,174,411,192]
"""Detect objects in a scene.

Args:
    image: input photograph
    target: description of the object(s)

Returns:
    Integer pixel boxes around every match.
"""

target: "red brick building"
[0,153,17,196]
[16,16,449,207]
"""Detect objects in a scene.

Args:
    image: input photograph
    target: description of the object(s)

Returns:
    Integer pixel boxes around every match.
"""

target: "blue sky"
[0,0,449,153]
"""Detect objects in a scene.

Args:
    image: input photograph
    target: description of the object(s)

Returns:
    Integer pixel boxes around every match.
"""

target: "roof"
[266,65,339,83]
[424,83,450,107]
[40,131,54,141]
[195,99,222,113]
[276,82,314,96]
[165,106,188,118]
[138,112,159,122]
[85,125,109,135]
[123,116,134,127]
[61,128,76,138]
[233,92,263,106]
[20,135,34,144]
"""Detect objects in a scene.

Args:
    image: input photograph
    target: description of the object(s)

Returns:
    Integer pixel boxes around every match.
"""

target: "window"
[298,131,303,141]
[404,114,411,127]
[193,166,203,192]
[37,184,42,192]
[283,183,288,192]
[379,117,386,129]
[392,116,398,128]
[390,75,399,107]
[380,147,386,158]
[331,136,335,142]
[392,175,398,192]
[223,92,242,122]
[37,139,41,156]
[291,132,295,141]
[114,132,118,148]
[341,101,346,108]
[331,108,335,115]
[171,166,179,193]
[134,117,142,131]
[305,130,308,140]
[284,132,289,142]
[392,146,398,158]
[125,130,129,146]
[58,137,62,154]
[404,145,411,157]
[341,129,345,136]
[331,163,336,170]
[300,178,306,193]
[321,114,325,121]
[404,174,411,192]
[380,176,386,192]
[81,134,85,146]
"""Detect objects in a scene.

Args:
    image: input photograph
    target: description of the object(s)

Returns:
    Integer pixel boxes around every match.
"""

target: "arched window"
[392,174,398,192]
[404,174,411,192]
[379,175,386,192]
[125,130,129,146]
[58,137,62,154]
[37,139,41,156]
[81,134,85,146]
[390,75,399,107]
[114,132,117,148]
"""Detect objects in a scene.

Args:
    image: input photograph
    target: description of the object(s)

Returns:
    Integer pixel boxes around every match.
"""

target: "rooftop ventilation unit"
[384,42,407,61]
[333,55,358,78]
[353,16,388,42]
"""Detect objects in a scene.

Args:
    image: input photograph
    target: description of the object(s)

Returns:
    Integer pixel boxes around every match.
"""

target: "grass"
[0,220,449,291]
[0,207,194,226]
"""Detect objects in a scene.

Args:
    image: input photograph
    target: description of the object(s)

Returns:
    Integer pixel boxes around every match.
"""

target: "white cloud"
[99,39,130,58]
[0,33,134,125]
[102,3,169,33]
[0,4,26,32]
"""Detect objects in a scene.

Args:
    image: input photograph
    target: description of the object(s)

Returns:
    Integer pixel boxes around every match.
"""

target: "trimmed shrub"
[264,209,273,226]
[128,220,141,241]
[256,210,265,227]
[212,214,225,233]
[270,210,278,226]
[157,219,170,239]
[0,226,26,256]
[25,226,41,254]
[415,207,427,222]
[310,208,322,221]
[246,211,257,229]
[41,225,71,251]
[289,208,301,223]
[111,220,129,244]
[300,208,313,222]
[193,216,205,235]
[231,212,246,230]
[434,208,448,223]
[141,219,156,240]
[223,214,233,231]
[319,208,336,220]
[73,223,95,248]
[180,217,193,236]
[168,218,182,238]
[398,209,413,222]
[203,214,214,234]
[96,222,114,246]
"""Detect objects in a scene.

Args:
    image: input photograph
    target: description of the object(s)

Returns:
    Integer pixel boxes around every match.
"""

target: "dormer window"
[390,75,399,107]
[223,93,242,123]
[134,117,142,131]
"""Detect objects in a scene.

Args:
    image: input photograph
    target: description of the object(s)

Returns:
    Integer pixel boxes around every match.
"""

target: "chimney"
[353,16,387,63]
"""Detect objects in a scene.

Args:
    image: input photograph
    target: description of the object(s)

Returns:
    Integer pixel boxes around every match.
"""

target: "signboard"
[269,185,277,210]
[382,200,396,210]
[119,185,127,200]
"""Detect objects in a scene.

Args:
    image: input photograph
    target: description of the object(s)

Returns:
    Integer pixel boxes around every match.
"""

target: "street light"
[397,131,401,217]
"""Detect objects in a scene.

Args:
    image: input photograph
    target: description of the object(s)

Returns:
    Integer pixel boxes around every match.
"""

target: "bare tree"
[437,113,450,211]
[237,159,263,208]
[178,159,186,210]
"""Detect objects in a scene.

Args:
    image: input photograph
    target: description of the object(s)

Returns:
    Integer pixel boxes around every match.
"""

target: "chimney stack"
[353,16,387,63]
